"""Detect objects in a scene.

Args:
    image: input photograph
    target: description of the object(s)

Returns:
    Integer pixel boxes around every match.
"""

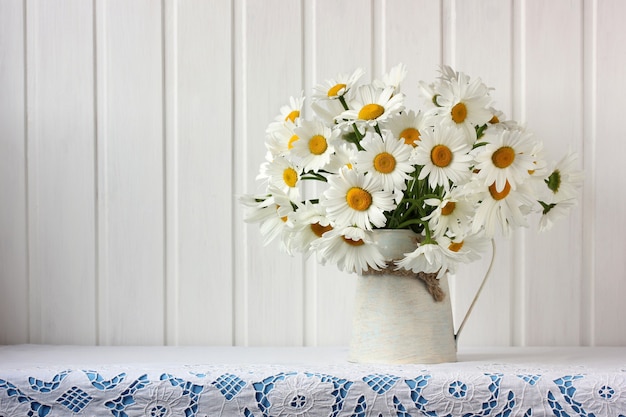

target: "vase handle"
[454,239,496,341]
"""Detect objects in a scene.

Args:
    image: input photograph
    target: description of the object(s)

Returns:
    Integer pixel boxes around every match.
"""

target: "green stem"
[300,171,328,182]
[351,125,365,150]
[396,219,427,230]
[338,95,350,111]
[338,95,365,150]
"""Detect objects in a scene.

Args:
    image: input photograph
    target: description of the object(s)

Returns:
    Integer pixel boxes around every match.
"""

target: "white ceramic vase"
[348,229,457,364]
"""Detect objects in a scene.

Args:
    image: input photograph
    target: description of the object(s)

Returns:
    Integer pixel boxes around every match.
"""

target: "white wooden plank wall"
[1,0,624,347]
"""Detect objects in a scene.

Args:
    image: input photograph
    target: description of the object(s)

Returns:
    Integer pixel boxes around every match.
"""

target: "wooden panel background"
[1,0,624,347]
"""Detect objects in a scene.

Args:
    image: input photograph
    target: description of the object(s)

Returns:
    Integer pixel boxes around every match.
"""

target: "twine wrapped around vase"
[362,267,445,302]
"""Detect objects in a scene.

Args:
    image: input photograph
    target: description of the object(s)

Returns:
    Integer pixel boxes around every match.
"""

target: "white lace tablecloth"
[1,345,625,417]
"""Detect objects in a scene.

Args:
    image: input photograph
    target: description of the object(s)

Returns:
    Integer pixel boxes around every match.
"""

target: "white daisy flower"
[242,188,298,252]
[310,99,347,128]
[423,188,476,239]
[373,63,408,95]
[485,107,523,131]
[383,109,430,148]
[538,197,578,232]
[418,66,462,109]
[321,167,396,230]
[439,65,463,83]
[525,134,549,177]
[411,125,474,192]
[439,232,491,268]
[265,120,299,157]
[473,128,538,192]
[275,93,305,124]
[269,190,300,252]
[240,193,277,224]
[313,67,365,100]
[432,70,493,143]
[471,180,536,237]
[311,226,387,273]
[290,119,340,172]
[542,150,583,203]
[258,155,302,201]
[325,142,358,174]
[289,201,333,254]
[395,241,448,278]
[522,136,551,201]
[418,80,439,110]
[338,84,405,129]
[355,131,415,192]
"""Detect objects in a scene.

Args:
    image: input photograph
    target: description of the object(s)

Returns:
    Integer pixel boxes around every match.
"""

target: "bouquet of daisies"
[240,65,582,276]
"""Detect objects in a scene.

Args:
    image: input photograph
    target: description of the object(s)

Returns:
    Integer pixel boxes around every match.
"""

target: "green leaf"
[539,200,556,215]
[545,170,561,193]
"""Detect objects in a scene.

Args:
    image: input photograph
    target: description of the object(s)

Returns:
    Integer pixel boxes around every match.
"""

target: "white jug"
[348,229,493,364]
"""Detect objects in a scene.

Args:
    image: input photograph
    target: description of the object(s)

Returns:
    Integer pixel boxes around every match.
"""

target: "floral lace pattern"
[2,359,626,417]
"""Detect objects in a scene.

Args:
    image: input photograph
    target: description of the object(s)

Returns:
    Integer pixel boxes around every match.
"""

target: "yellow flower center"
[431,145,453,167]
[489,181,511,200]
[451,102,467,123]
[373,152,396,174]
[346,187,372,211]
[346,163,353,169]
[492,146,515,168]
[285,110,300,122]
[358,103,385,120]
[288,134,299,149]
[342,236,365,246]
[441,201,456,215]
[489,115,500,124]
[327,83,346,97]
[400,127,420,146]
[308,135,328,155]
[283,167,298,188]
[310,222,333,237]
[448,241,464,252]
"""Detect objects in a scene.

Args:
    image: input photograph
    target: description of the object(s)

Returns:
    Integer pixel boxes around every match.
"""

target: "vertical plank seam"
[511,0,527,347]
[299,0,307,347]
[301,0,318,347]
[231,0,238,347]
[438,0,444,67]
[24,0,41,344]
[171,0,179,347]
[22,0,32,344]
[581,0,597,346]
[161,0,179,346]
[92,0,100,345]
[441,0,455,67]
[95,0,110,346]
[441,0,456,321]
[230,0,238,347]
[232,0,249,346]
[161,0,168,346]
[372,0,383,77]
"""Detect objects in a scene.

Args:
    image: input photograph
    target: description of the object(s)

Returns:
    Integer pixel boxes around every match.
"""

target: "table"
[1,345,625,416]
